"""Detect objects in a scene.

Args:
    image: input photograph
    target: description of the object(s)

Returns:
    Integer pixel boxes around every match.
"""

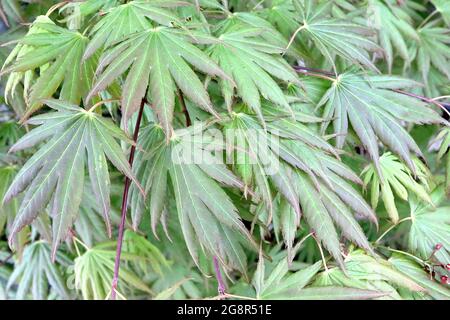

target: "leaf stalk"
[110,100,146,300]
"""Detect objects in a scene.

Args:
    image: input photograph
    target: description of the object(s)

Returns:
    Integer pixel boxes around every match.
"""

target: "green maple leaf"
[224,109,336,213]
[262,0,299,39]
[1,21,97,119]
[252,251,386,300]
[88,25,228,136]
[390,254,450,300]
[367,0,420,71]
[261,0,310,60]
[208,26,299,122]
[2,99,143,258]
[317,71,445,175]
[186,0,223,10]
[215,11,288,49]
[253,254,322,299]
[2,15,52,110]
[313,249,424,299]
[7,241,71,300]
[63,0,121,20]
[413,22,450,85]
[74,241,152,300]
[362,152,432,223]
[122,230,170,276]
[222,109,376,267]
[409,185,450,266]
[288,0,380,72]
[82,1,187,60]
[129,124,257,274]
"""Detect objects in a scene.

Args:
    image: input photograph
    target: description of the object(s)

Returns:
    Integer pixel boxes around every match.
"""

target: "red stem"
[293,65,335,76]
[293,65,450,111]
[178,89,191,126]
[110,100,145,300]
[213,256,226,298]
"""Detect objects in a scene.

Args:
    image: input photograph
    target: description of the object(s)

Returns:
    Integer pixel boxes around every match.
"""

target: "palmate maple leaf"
[287,0,380,72]
[413,21,450,85]
[82,0,226,137]
[2,15,52,110]
[261,0,299,37]
[217,108,376,268]
[313,249,425,299]
[7,241,71,300]
[366,0,420,71]
[2,100,144,258]
[390,254,450,300]
[208,26,300,123]
[0,21,97,120]
[409,185,450,267]
[88,25,229,137]
[82,0,187,60]
[362,152,432,223]
[74,241,151,300]
[252,251,387,300]
[61,0,121,27]
[214,11,288,50]
[129,124,258,274]
[316,71,446,176]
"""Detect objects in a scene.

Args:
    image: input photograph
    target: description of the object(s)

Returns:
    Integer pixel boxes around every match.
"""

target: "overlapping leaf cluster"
[0,0,449,300]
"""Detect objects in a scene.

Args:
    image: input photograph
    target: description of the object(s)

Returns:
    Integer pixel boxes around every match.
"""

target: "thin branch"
[110,99,146,300]
[427,243,443,261]
[293,65,450,117]
[294,65,335,77]
[293,65,337,81]
[213,256,226,298]
[177,89,191,126]
[0,6,9,28]
[393,89,450,118]
[377,246,438,280]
